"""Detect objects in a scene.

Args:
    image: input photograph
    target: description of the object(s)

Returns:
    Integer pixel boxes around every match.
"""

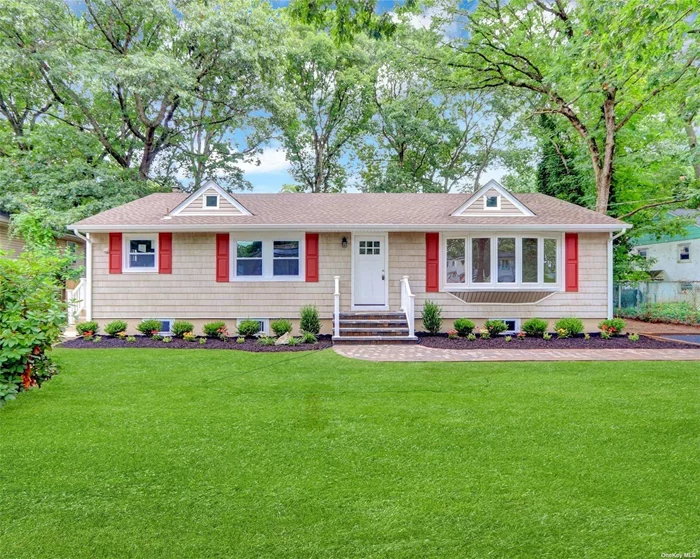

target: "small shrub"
[516,331,526,340]
[126,336,136,343]
[138,319,163,337]
[467,333,477,341]
[447,329,458,339]
[479,328,490,340]
[522,318,548,337]
[504,335,512,342]
[104,320,128,337]
[199,337,207,345]
[92,336,102,343]
[172,321,194,338]
[288,337,300,346]
[203,321,228,339]
[271,319,293,337]
[77,321,99,338]
[257,336,276,346]
[628,333,640,342]
[152,334,163,341]
[162,336,173,344]
[453,318,475,337]
[422,300,443,335]
[584,333,591,341]
[484,319,508,336]
[542,332,552,340]
[236,337,245,344]
[237,319,261,337]
[300,305,321,334]
[599,318,626,337]
[301,332,317,344]
[554,317,584,337]
[182,331,196,342]
[600,330,612,340]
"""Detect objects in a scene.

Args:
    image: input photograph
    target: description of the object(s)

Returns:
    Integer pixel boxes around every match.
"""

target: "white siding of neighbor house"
[90,231,610,333]
[176,187,244,215]
[634,239,700,282]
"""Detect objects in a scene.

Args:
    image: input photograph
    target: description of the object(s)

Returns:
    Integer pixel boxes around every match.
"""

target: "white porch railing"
[333,276,340,337]
[400,276,415,337]
[66,277,86,325]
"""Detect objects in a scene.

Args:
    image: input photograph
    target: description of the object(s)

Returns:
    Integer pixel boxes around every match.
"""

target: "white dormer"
[451,180,534,217]
[169,180,251,217]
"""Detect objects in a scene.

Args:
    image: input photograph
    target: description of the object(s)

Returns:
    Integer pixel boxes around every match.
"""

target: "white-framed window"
[484,194,501,210]
[494,318,519,334]
[124,234,157,272]
[236,318,269,335]
[678,243,691,262]
[142,319,173,335]
[444,234,561,290]
[231,233,303,281]
[204,194,219,208]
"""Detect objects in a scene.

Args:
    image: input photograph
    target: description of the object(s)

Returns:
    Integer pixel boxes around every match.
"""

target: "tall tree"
[443,0,699,213]
[275,22,373,192]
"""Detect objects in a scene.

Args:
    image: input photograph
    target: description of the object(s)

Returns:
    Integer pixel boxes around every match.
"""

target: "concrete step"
[340,319,408,328]
[339,328,409,337]
[339,312,406,320]
[333,336,418,345]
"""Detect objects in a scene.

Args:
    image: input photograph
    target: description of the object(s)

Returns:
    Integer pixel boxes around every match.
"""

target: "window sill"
[122,268,159,273]
[230,277,305,283]
[443,284,562,291]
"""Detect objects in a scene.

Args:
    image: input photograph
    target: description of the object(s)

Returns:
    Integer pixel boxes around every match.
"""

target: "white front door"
[353,235,387,307]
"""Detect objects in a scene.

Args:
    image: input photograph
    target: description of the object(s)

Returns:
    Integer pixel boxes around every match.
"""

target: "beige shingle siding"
[91,232,350,319]
[91,231,609,327]
[0,222,26,257]
[177,188,244,215]
[458,188,521,215]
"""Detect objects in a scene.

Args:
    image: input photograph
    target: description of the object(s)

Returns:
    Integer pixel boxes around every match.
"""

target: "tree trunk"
[594,92,617,214]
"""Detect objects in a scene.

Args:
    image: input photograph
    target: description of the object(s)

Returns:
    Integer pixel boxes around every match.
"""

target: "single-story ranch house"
[68,180,630,342]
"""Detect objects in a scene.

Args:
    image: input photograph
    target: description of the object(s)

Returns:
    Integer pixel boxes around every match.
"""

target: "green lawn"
[1,349,698,558]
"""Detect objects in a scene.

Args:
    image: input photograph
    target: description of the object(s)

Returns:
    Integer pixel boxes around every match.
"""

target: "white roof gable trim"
[451,180,535,217]
[168,180,252,217]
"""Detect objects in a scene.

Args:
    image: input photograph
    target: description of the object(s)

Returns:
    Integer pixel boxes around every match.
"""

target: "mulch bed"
[61,335,333,352]
[416,332,700,350]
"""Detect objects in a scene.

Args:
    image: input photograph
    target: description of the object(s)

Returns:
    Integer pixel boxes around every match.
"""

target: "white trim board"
[169,180,251,216]
[450,179,535,217]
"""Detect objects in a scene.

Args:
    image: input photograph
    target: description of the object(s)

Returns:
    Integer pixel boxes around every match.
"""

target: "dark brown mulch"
[416,332,700,350]
[61,335,333,352]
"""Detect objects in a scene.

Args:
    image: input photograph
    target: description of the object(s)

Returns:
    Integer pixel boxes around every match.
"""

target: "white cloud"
[240,147,290,175]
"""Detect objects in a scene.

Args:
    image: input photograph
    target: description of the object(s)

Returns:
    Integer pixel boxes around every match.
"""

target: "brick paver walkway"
[334,344,700,362]
[624,319,700,334]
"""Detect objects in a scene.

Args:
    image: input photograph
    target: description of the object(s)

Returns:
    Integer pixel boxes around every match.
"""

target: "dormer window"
[484,195,500,210]
[205,194,219,209]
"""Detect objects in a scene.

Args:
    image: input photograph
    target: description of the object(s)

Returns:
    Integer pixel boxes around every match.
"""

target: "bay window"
[232,235,303,281]
[444,234,561,289]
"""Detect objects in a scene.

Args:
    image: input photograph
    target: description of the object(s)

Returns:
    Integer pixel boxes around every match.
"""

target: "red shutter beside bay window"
[159,232,172,274]
[109,232,122,274]
[565,233,579,292]
[216,233,230,282]
[426,232,439,292]
[305,233,319,282]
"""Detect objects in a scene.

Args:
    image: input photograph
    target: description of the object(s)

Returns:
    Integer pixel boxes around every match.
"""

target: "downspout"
[72,229,92,322]
[608,229,627,320]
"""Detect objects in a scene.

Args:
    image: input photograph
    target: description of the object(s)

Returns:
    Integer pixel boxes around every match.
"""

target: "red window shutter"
[109,233,122,274]
[159,232,172,274]
[565,233,579,292]
[426,232,439,292]
[216,233,229,282]
[305,233,319,282]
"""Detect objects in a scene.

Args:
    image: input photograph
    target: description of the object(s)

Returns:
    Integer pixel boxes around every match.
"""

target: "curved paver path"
[334,344,700,362]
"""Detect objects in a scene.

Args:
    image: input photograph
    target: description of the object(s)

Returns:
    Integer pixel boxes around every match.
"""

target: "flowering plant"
[479,328,490,340]
[183,331,196,342]
[447,329,458,339]
[516,331,526,340]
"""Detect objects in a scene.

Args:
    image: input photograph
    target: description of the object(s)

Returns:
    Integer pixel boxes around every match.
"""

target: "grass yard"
[1,349,698,558]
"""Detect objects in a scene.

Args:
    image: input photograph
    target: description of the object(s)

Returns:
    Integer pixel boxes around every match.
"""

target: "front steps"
[333,311,418,345]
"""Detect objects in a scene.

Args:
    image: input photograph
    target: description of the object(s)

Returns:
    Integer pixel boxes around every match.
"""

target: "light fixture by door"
[341,236,348,248]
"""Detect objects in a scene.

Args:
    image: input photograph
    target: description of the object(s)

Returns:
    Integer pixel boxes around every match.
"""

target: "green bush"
[271,319,293,337]
[300,332,317,344]
[617,302,700,326]
[203,321,228,338]
[554,317,584,337]
[522,318,549,337]
[172,321,194,338]
[104,320,128,337]
[484,319,508,336]
[300,305,321,334]
[257,335,276,346]
[422,300,443,335]
[76,321,99,338]
[288,337,300,346]
[137,319,163,337]
[237,319,261,337]
[453,318,475,337]
[0,249,69,406]
[598,318,626,335]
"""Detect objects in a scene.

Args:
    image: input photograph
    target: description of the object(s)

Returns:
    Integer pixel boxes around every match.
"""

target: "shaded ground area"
[1,349,699,558]
[624,319,700,334]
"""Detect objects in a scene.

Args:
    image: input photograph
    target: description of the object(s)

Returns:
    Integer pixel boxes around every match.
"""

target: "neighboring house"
[68,180,630,341]
[632,209,700,282]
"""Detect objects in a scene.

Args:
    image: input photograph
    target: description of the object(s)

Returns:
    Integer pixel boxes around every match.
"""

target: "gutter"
[72,228,93,322]
[608,228,628,319]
